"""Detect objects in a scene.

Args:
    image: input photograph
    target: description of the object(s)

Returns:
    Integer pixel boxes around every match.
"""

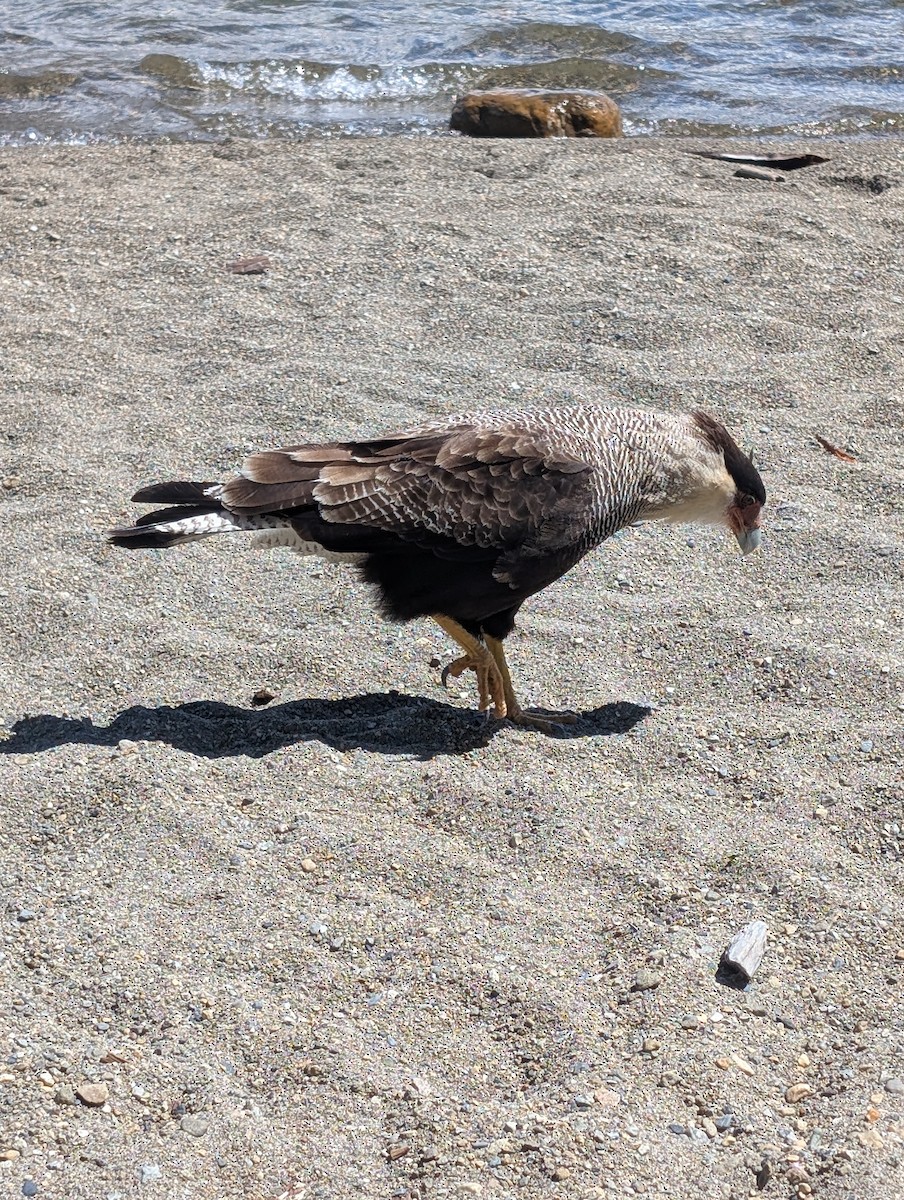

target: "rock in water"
[450,89,622,139]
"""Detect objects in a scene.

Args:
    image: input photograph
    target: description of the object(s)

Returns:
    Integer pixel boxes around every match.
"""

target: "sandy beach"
[0,136,902,1200]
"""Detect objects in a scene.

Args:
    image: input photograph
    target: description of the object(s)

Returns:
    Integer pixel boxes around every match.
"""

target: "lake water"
[1,1,902,144]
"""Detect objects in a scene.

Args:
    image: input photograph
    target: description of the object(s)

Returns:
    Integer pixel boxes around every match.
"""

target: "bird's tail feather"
[109,480,240,549]
[109,506,243,549]
[131,480,221,505]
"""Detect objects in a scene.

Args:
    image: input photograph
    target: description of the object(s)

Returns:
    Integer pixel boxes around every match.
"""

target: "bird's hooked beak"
[735,526,762,555]
[728,499,763,555]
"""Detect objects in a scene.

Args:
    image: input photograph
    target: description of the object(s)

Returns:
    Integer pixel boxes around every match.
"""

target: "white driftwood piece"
[721,921,768,980]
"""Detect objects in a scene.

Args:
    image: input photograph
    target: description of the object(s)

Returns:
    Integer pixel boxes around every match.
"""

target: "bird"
[108,404,765,730]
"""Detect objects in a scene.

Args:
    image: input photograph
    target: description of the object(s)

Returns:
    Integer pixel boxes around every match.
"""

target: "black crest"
[692,411,766,504]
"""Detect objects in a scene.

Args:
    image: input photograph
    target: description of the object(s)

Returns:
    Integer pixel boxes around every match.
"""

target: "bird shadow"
[0,693,651,760]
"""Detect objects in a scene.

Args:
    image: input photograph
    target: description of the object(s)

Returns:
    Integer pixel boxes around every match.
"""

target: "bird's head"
[690,411,766,555]
[642,410,766,554]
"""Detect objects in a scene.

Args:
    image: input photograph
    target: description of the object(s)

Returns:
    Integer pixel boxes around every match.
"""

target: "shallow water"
[1,1,902,144]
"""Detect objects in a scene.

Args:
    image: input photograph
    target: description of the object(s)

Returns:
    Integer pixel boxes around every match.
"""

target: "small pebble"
[22,1183,38,1198]
[17,910,36,923]
[301,857,317,873]
[785,1083,812,1103]
[730,1054,756,1076]
[632,969,662,992]
[551,1166,571,1181]
[884,1077,904,1095]
[180,1115,209,1137]
[139,1164,162,1185]
[76,1082,109,1107]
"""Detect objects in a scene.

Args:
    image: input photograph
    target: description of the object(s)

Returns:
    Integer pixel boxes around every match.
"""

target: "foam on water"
[0,1,902,143]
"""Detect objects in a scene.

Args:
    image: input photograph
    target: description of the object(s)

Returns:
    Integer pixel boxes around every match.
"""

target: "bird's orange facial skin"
[728,495,763,538]
[727,494,763,554]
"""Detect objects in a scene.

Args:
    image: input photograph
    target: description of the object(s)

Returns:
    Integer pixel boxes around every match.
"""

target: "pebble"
[668,1123,688,1136]
[884,1077,904,1095]
[54,1085,77,1106]
[300,858,317,873]
[17,910,36,922]
[551,1167,571,1181]
[734,165,786,183]
[22,1183,38,1198]
[180,1115,209,1137]
[857,1128,884,1150]
[76,1082,109,1107]
[785,1084,813,1103]
[729,1053,756,1075]
[139,1164,162,1185]
[860,739,874,753]
[632,969,662,992]
[457,1185,481,1196]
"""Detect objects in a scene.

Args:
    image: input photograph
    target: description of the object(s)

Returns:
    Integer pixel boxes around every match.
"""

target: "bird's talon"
[440,654,472,689]
[438,646,506,719]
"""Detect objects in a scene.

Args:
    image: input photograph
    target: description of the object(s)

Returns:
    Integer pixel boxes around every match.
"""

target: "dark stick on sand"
[689,151,830,171]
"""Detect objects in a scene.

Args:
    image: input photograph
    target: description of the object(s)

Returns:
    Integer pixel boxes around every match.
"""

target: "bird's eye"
[736,494,756,509]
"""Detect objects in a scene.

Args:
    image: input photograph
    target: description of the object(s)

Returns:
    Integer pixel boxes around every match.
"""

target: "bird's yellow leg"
[484,635,579,731]
[432,615,507,718]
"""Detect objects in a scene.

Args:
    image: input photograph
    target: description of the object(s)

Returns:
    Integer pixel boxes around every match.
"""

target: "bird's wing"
[222,425,601,568]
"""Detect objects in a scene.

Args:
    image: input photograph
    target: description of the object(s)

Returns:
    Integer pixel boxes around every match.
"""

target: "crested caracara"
[109,405,765,730]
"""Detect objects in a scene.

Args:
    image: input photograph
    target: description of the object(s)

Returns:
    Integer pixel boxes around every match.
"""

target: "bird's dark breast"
[360,543,586,640]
